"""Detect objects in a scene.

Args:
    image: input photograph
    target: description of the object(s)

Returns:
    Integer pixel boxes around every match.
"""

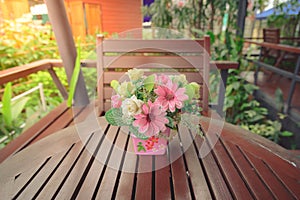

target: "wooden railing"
[244,40,300,114]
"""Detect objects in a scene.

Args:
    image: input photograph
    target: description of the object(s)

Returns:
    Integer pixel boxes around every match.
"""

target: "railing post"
[45,0,89,106]
[217,69,228,117]
[285,55,300,114]
[254,50,263,86]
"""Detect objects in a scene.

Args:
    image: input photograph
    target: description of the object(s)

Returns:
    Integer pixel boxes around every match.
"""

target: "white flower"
[117,81,135,97]
[127,68,144,81]
[122,95,144,117]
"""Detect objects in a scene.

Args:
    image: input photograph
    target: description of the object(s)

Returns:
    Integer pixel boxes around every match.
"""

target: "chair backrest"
[96,35,210,114]
[263,28,280,44]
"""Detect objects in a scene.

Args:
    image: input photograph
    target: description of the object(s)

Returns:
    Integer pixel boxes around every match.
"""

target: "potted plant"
[105,68,202,155]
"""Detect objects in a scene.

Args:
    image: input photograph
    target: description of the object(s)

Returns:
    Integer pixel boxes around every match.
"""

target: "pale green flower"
[190,82,200,99]
[117,81,136,97]
[172,74,188,85]
[127,68,144,81]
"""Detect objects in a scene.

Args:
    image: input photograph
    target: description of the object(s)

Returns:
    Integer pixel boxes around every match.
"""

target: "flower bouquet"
[105,68,202,155]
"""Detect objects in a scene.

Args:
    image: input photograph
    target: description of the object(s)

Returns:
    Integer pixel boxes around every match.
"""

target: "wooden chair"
[260,28,281,62]
[96,35,211,115]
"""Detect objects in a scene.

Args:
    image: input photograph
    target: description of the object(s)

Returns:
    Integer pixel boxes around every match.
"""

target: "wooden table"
[0,116,299,199]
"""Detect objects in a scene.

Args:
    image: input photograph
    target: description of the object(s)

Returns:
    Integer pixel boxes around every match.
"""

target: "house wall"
[0,0,29,21]
[64,0,142,37]
[100,0,142,35]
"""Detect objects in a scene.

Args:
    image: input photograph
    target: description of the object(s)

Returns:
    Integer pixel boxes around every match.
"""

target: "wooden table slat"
[179,126,212,199]
[216,121,300,179]
[206,134,254,199]
[155,154,172,200]
[77,124,119,199]
[264,159,300,198]
[194,136,233,200]
[30,108,75,144]
[169,136,192,200]
[16,146,73,199]
[50,131,100,199]
[222,139,275,199]
[35,134,92,198]
[134,155,153,199]
[95,128,129,199]
[242,148,296,199]
[115,138,137,200]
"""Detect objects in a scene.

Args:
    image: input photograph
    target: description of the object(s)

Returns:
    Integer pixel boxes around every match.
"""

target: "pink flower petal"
[141,104,149,114]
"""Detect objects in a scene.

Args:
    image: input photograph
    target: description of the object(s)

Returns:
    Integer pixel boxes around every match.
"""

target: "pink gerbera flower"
[154,82,188,112]
[133,101,169,137]
[155,74,171,85]
[111,95,122,108]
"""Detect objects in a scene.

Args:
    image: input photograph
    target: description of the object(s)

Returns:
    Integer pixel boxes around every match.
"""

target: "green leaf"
[11,97,29,121]
[143,74,155,92]
[129,125,148,140]
[2,83,12,128]
[67,44,82,107]
[137,142,146,152]
[110,80,119,92]
[280,131,293,137]
[105,108,129,126]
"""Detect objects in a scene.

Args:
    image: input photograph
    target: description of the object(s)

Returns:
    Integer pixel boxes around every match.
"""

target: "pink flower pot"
[131,128,170,155]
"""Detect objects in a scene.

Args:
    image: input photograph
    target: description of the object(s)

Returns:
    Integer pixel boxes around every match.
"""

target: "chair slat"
[103,55,204,68]
[102,39,205,53]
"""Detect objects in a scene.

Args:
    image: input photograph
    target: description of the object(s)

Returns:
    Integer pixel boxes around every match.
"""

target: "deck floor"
[242,71,300,114]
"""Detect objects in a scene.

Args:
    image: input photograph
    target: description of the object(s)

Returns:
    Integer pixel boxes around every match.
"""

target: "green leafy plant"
[0,83,29,146]
[67,44,82,107]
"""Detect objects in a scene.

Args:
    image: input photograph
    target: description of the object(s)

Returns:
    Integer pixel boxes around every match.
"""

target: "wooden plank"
[29,107,75,144]
[220,124,300,179]
[103,71,203,85]
[78,59,239,70]
[115,138,137,200]
[265,160,300,198]
[169,136,191,200]
[0,102,69,163]
[199,116,300,172]
[155,153,172,200]
[97,36,105,114]
[0,123,92,199]
[244,40,300,54]
[34,140,86,198]
[242,149,296,199]
[178,125,212,199]
[53,128,107,199]
[210,60,238,70]
[101,39,205,53]
[26,124,97,199]
[47,67,68,100]
[74,123,119,199]
[0,60,52,85]
[205,132,253,199]
[134,155,153,199]
[223,140,274,199]
[94,127,129,199]
[103,55,204,68]
[194,136,233,199]
[69,102,100,126]
[15,147,73,199]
